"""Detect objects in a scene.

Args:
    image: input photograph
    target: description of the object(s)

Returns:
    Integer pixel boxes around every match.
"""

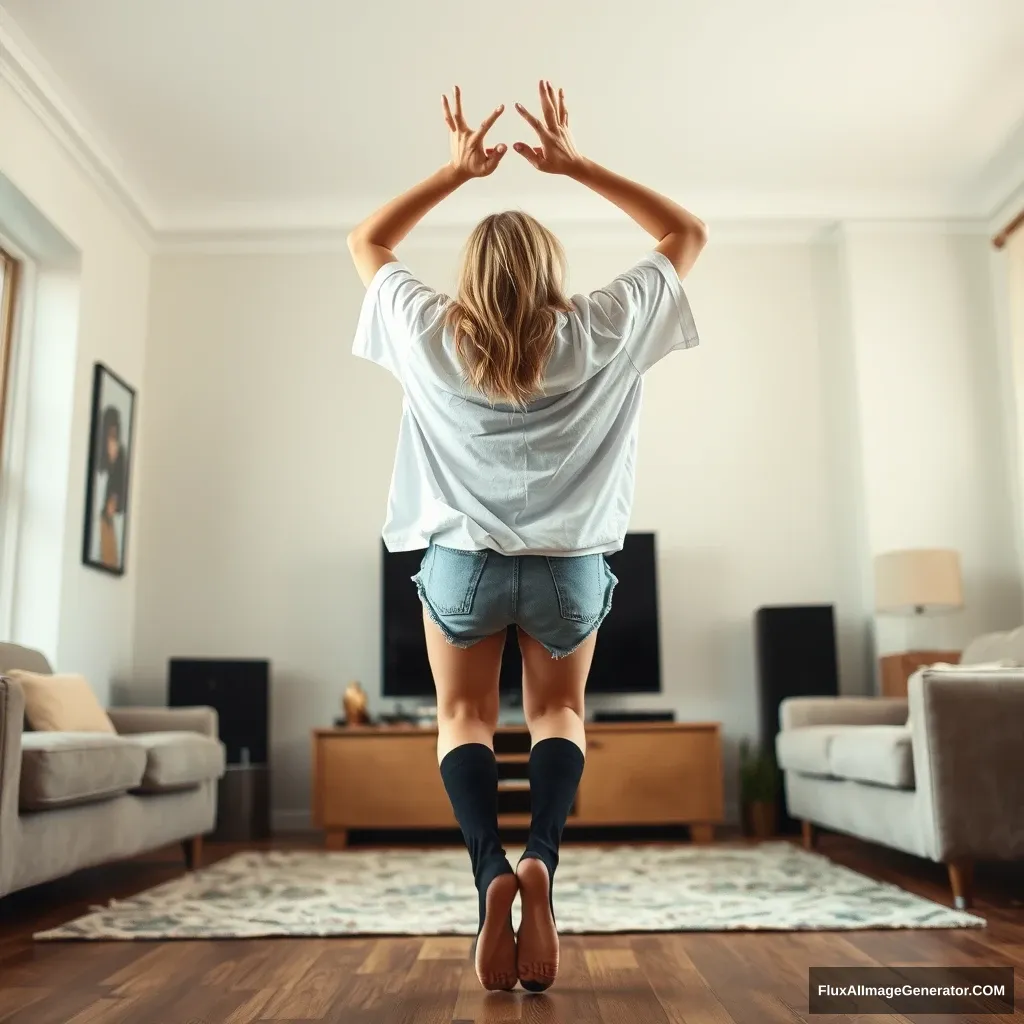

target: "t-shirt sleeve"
[584,250,700,374]
[352,261,445,380]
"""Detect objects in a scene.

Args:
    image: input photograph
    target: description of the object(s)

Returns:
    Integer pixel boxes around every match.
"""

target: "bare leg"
[424,610,505,763]
[515,629,597,991]
[519,629,595,753]
[422,613,516,990]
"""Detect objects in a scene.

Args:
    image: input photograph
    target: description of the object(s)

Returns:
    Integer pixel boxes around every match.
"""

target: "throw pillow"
[7,670,116,733]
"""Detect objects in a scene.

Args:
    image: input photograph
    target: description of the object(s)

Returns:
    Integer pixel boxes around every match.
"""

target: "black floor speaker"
[755,605,838,834]
[168,658,271,839]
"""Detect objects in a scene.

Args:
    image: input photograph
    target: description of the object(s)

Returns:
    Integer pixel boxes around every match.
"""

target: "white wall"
[841,227,1022,657]
[136,232,868,825]
[0,79,151,702]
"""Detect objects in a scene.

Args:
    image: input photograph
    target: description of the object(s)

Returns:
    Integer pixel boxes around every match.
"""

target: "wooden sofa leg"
[801,820,817,850]
[183,835,203,871]
[947,860,973,909]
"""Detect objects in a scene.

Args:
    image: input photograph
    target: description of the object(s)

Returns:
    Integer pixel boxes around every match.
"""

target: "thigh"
[424,610,506,720]
[517,628,597,719]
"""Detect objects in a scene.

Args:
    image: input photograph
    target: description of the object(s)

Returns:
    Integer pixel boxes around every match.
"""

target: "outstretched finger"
[557,87,568,126]
[477,103,505,137]
[513,142,542,168]
[442,95,456,131]
[515,102,546,138]
[539,79,559,130]
[452,85,467,129]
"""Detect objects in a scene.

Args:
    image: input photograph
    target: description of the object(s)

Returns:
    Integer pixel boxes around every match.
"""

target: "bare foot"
[475,872,518,991]
[516,857,558,992]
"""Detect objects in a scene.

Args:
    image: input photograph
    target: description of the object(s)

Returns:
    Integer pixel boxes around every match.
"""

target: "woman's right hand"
[514,81,584,175]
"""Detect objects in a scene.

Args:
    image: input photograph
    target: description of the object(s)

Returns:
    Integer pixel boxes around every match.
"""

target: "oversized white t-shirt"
[353,249,699,555]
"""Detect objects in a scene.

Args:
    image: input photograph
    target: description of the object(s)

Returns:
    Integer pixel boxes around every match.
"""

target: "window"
[0,246,19,460]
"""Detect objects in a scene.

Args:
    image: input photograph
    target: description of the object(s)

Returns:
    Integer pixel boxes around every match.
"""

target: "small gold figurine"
[342,681,370,725]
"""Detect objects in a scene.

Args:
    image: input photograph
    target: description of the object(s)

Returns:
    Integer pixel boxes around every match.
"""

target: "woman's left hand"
[443,87,506,179]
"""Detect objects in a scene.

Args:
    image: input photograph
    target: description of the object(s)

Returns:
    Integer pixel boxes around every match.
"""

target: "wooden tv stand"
[312,722,723,848]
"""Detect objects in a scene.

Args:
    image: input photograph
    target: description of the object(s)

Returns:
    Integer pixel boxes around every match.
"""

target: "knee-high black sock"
[522,737,586,891]
[439,743,513,932]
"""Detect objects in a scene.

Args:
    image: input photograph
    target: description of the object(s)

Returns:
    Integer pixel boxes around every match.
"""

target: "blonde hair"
[444,211,573,407]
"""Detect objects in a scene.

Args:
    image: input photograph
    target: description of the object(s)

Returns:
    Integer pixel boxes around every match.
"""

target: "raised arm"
[347,88,507,286]
[514,81,707,279]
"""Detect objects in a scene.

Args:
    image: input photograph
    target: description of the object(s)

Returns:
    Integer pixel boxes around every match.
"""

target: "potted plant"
[739,739,777,839]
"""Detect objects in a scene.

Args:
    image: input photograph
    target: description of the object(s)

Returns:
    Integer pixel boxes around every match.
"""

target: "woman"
[97,405,126,569]
[348,81,706,992]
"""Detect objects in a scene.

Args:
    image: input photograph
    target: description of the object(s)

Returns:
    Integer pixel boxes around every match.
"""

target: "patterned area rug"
[34,842,984,940]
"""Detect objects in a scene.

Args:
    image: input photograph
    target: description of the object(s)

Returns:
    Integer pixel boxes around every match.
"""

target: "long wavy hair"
[444,211,573,407]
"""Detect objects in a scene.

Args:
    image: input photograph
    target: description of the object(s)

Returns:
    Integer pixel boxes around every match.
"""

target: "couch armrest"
[109,705,218,739]
[0,676,26,891]
[779,696,908,731]
[910,669,1024,861]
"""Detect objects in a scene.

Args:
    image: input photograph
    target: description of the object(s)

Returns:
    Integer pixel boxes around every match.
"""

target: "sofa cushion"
[8,670,115,733]
[126,732,226,792]
[775,726,842,776]
[828,725,915,789]
[20,732,146,811]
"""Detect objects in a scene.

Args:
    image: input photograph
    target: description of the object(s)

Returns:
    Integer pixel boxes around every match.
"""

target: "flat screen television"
[381,532,661,698]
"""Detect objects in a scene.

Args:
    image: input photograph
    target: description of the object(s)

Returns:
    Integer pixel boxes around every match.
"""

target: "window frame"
[0,246,19,459]
[0,235,34,642]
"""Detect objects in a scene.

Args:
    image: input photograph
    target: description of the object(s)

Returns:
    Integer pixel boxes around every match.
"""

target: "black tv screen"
[382,532,661,698]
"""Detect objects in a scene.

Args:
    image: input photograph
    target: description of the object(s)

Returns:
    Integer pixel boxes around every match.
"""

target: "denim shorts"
[412,544,618,659]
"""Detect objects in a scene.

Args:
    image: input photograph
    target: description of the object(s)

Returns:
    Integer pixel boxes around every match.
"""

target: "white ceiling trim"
[0,10,156,247]
[152,185,987,242]
[155,219,835,256]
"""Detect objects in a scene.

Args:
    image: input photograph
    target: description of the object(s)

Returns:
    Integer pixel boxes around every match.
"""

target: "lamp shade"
[874,549,963,615]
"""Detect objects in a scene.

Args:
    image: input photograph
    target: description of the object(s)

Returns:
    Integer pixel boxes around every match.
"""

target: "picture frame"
[82,362,136,576]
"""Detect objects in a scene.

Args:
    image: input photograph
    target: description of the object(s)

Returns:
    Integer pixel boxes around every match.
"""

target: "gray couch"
[0,643,226,899]
[776,627,1024,908]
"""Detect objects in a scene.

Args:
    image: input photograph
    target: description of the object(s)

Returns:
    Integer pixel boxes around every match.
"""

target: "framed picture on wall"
[82,362,136,576]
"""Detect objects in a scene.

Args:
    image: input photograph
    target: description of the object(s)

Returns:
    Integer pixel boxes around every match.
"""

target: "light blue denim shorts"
[412,544,618,659]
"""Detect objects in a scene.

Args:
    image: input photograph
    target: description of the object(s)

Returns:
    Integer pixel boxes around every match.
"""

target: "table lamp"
[874,548,964,698]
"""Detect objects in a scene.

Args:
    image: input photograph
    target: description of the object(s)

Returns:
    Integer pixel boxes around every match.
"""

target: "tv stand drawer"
[577,725,723,824]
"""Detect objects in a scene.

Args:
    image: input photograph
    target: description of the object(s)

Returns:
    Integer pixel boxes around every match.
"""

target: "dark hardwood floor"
[0,833,1020,1023]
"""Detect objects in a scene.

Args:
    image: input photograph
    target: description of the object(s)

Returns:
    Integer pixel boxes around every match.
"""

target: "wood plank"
[632,936,736,1024]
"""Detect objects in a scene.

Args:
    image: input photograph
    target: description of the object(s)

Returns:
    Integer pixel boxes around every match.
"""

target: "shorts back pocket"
[420,545,489,615]
[545,554,612,623]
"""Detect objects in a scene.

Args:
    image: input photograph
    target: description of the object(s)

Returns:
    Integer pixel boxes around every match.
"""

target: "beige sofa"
[776,626,1024,908]
[0,643,225,899]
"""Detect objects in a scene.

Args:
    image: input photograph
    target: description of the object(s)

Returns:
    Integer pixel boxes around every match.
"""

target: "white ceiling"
[3,0,1024,234]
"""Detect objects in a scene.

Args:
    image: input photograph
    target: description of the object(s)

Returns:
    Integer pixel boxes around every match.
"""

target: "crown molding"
[156,217,845,256]
[838,219,990,238]
[152,188,991,254]
[0,10,156,249]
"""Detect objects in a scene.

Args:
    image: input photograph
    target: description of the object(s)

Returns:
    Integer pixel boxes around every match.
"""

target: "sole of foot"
[516,857,558,992]
[476,872,518,991]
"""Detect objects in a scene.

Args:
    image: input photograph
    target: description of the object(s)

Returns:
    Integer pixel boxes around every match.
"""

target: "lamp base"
[879,650,961,699]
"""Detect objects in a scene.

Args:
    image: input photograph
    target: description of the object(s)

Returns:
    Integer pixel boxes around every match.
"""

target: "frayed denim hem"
[541,569,619,660]
[411,573,482,650]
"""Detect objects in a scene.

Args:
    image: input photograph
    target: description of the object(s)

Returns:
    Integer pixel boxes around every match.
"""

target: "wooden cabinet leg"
[689,823,715,844]
[183,835,203,871]
[947,860,974,909]
[801,820,817,850]
[326,829,349,850]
